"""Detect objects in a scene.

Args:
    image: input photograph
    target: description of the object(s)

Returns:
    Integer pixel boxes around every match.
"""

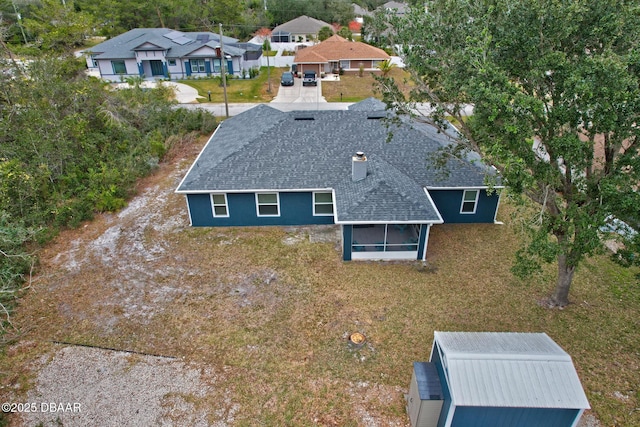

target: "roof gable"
[334,156,442,223]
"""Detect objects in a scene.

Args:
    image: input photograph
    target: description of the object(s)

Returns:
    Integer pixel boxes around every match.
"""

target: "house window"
[340,60,350,69]
[192,59,206,73]
[112,60,126,74]
[168,59,176,66]
[313,192,333,216]
[211,194,229,217]
[212,58,221,73]
[256,193,280,216]
[460,190,479,214]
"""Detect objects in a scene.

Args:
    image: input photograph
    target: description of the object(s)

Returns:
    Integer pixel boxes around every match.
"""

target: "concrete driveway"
[272,75,326,103]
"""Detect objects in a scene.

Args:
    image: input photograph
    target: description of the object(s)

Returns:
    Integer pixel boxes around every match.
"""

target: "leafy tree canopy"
[267,0,354,26]
[318,25,334,41]
[381,0,640,306]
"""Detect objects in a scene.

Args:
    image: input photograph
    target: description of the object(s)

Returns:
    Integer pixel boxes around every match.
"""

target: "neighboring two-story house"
[176,99,503,261]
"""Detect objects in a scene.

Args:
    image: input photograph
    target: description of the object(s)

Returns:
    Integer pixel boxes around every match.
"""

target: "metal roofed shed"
[412,331,590,427]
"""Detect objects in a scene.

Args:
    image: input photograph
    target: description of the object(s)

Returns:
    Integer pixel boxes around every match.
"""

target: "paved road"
[181,101,354,116]
[177,74,356,115]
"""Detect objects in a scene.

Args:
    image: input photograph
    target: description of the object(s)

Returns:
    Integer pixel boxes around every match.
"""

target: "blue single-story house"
[418,331,591,427]
[85,28,262,81]
[175,99,503,261]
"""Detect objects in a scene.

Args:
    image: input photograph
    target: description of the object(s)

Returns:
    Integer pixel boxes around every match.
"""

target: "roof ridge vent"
[294,113,315,121]
[367,111,386,120]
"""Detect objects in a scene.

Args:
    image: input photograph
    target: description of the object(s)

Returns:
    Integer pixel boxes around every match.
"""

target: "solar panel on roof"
[164,31,184,40]
[174,36,193,45]
[196,34,210,43]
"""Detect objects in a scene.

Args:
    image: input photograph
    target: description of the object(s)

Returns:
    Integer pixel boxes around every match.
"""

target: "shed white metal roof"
[434,332,590,410]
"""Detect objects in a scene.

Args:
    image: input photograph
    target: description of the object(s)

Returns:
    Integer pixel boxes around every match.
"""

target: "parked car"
[302,71,317,86]
[281,71,294,86]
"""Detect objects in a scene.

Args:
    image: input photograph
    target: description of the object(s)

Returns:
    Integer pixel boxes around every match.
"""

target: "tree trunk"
[552,254,575,307]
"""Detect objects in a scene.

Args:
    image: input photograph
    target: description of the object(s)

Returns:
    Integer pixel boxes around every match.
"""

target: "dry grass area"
[0,136,639,426]
[322,68,414,102]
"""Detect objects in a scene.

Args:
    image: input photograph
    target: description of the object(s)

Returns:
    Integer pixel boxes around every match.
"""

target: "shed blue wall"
[431,345,452,427]
[450,406,580,427]
[428,189,499,223]
[186,192,335,227]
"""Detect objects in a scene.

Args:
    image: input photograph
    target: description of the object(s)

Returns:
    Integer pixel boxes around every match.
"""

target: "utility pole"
[219,23,229,118]
[11,1,28,45]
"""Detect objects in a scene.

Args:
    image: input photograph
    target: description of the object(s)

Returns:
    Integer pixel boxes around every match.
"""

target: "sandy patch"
[21,345,214,427]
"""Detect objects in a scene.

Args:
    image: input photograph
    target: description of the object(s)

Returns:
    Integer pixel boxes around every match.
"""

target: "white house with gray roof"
[271,15,333,43]
[86,28,262,81]
[175,99,503,261]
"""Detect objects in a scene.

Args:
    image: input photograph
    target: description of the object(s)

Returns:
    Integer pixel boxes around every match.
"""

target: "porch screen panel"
[352,224,419,252]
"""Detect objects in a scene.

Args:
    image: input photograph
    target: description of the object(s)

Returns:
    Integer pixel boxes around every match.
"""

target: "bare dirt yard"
[0,135,637,426]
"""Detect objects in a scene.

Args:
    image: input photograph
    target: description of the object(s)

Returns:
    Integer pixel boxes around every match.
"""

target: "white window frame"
[210,193,229,217]
[313,192,334,216]
[460,189,479,214]
[256,192,280,217]
[340,59,350,69]
[168,59,177,66]
[192,59,206,73]
[111,60,127,74]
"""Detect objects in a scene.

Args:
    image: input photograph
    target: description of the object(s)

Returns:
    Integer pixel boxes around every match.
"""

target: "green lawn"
[179,67,285,103]
[322,68,414,102]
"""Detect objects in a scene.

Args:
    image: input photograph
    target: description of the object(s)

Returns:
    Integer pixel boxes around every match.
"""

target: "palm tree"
[377,59,396,77]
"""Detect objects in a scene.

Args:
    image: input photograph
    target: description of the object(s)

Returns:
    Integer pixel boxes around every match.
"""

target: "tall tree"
[23,0,94,51]
[381,0,640,306]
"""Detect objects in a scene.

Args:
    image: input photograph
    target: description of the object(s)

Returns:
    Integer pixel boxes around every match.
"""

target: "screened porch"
[350,224,422,260]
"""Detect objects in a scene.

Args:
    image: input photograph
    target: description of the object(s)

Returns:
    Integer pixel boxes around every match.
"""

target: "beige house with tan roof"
[293,35,390,76]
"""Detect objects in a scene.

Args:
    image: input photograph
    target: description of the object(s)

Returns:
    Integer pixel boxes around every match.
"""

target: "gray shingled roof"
[272,15,333,35]
[347,97,387,111]
[88,28,248,60]
[333,156,442,222]
[176,102,498,223]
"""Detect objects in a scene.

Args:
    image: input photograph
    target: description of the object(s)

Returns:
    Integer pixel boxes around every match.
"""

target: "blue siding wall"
[417,224,428,260]
[187,192,335,227]
[451,406,579,427]
[432,345,452,427]
[186,194,214,226]
[342,225,352,261]
[429,189,499,223]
